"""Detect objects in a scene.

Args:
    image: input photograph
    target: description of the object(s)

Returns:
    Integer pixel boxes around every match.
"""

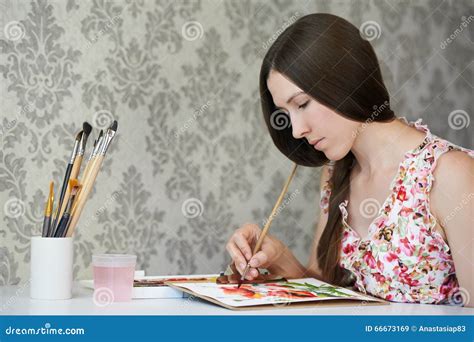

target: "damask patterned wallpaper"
[0,0,472,285]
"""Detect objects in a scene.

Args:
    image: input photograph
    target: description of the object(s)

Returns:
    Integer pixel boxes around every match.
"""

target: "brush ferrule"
[86,139,97,161]
[65,197,74,214]
[77,134,88,156]
[69,141,79,163]
[99,130,116,155]
[93,136,104,156]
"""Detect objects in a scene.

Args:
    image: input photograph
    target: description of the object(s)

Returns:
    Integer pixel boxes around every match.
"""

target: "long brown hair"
[259,13,395,286]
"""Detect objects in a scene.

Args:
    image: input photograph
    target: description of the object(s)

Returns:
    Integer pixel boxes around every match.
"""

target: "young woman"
[225,13,473,306]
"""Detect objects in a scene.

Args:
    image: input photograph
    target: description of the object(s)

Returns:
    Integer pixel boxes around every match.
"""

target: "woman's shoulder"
[429,135,474,158]
[412,132,474,172]
[428,141,473,228]
[431,147,473,190]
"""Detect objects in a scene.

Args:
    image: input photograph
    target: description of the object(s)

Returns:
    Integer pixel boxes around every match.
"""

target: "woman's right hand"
[226,223,287,280]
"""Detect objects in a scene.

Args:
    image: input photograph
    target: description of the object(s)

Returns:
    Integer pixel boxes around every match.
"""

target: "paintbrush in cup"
[237,163,298,288]
[51,130,83,235]
[41,181,54,237]
[56,122,92,228]
[54,179,81,237]
[81,129,102,183]
[66,121,117,237]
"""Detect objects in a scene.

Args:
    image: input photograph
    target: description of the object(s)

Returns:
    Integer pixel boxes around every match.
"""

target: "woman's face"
[267,70,360,161]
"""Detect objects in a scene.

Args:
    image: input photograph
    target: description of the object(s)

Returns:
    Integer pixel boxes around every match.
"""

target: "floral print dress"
[319,117,474,304]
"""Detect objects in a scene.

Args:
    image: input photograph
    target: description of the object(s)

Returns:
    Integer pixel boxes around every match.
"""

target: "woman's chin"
[323,148,350,162]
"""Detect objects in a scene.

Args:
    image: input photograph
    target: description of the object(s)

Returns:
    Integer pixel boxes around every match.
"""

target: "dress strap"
[417,137,474,193]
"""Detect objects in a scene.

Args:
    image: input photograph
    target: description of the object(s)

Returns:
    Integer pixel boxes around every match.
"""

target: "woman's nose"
[291,115,310,139]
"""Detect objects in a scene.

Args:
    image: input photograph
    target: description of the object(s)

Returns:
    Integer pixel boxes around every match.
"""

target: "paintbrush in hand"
[237,163,298,288]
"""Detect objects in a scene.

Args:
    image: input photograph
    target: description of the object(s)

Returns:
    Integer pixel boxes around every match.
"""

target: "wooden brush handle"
[71,155,83,179]
[57,155,83,224]
[81,156,93,184]
[253,163,298,254]
[238,163,298,284]
[66,155,104,237]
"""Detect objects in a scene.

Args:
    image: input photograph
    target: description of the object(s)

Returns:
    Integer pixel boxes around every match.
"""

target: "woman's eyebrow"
[274,91,306,109]
[286,91,305,104]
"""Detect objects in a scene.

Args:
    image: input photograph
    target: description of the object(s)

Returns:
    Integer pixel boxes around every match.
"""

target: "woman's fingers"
[229,261,258,279]
[243,251,267,280]
[247,267,259,279]
[225,224,274,280]
[226,242,260,279]
[249,251,268,268]
[226,241,247,273]
[233,232,253,260]
[229,262,239,275]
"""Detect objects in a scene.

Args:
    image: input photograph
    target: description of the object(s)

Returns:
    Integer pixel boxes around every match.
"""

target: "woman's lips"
[309,138,325,150]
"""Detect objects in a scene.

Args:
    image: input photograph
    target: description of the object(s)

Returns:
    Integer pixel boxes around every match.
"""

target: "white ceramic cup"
[30,236,73,300]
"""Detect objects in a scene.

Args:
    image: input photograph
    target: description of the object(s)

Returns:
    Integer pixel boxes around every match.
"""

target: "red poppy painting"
[166,278,380,308]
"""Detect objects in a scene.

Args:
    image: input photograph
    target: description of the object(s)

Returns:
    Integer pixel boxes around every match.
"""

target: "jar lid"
[92,254,137,267]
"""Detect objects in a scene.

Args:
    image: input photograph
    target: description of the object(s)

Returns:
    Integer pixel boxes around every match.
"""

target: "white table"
[1,283,472,316]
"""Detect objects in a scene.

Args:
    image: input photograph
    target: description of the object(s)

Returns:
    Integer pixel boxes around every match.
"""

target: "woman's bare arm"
[431,150,474,307]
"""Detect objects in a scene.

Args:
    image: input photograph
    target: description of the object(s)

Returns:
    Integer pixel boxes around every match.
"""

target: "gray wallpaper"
[0,0,472,286]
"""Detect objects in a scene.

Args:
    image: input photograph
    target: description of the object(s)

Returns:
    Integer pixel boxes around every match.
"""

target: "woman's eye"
[298,101,309,109]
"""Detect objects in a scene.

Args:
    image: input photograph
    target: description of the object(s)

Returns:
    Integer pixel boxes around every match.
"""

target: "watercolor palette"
[166,277,387,310]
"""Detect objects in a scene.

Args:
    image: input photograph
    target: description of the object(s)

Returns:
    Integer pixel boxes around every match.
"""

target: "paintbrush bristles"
[70,185,81,196]
[75,130,83,141]
[83,121,92,136]
[44,181,54,216]
[42,181,55,237]
[68,184,82,206]
[110,120,117,131]
[68,178,78,189]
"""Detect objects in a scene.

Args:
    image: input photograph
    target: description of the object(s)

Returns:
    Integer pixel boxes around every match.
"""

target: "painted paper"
[168,277,376,308]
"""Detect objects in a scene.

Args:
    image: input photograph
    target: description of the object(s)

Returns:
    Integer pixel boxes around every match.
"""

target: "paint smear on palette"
[171,278,366,307]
